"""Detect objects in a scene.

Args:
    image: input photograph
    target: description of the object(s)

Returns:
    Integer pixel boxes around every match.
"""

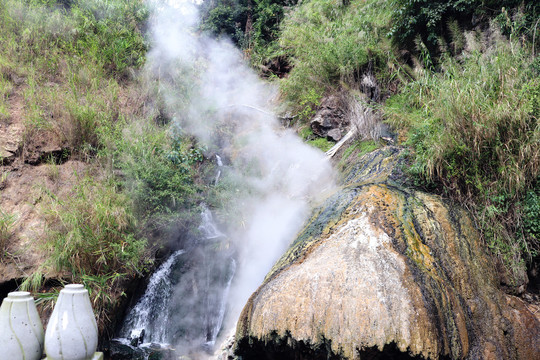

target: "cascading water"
[119,249,185,345]
[112,208,236,358]
[112,0,335,358]
[214,155,223,185]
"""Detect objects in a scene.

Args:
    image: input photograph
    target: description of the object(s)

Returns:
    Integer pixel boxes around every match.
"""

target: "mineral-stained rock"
[235,147,540,359]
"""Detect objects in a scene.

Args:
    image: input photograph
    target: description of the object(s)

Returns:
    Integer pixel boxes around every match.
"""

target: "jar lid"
[61,284,87,294]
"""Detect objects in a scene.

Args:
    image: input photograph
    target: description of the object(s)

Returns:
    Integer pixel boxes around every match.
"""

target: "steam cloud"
[144,0,336,355]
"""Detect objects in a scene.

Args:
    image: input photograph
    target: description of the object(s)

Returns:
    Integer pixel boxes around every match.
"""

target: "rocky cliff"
[234,147,540,359]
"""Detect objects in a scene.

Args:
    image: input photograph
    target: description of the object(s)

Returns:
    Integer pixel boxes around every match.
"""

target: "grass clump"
[0,210,16,255]
[25,175,149,331]
[277,0,392,118]
[385,28,539,285]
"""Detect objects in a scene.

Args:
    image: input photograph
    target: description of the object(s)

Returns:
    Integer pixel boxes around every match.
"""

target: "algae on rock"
[235,147,540,360]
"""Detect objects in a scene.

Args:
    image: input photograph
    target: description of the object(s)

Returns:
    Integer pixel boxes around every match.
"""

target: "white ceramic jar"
[44,284,99,360]
[0,291,45,360]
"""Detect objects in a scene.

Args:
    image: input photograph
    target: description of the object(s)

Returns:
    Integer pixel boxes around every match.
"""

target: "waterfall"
[215,154,223,185]
[199,207,225,240]
[118,250,185,345]
[113,207,236,356]
[112,0,335,358]
[205,259,235,348]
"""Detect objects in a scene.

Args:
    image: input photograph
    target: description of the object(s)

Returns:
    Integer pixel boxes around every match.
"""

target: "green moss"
[357,140,379,158]
[307,137,334,152]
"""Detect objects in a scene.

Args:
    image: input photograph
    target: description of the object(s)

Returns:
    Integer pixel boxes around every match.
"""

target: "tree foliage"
[390,0,540,56]
[200,0,297,49]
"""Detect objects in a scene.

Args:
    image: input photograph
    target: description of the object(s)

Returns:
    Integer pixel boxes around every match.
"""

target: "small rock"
[326,128,342,141]
[310,94,349,139]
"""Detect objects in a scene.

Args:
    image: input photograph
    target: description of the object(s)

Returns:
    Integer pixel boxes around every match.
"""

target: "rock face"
[310,95,349,142]
[235,147,540,359]
[0,118,23,164]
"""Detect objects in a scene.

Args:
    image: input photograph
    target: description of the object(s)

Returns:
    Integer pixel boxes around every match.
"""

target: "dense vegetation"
[386,30,539,285]
[1,0,538,338]
[0,0,204,332]
[202,0,539,286]
[200,0,298,60]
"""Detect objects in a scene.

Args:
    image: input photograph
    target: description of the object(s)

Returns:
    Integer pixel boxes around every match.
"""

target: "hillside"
[0,0,539,355]
[0,0,205,336]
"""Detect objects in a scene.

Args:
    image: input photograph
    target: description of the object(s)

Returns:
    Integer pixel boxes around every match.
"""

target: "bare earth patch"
[1,159,89,282]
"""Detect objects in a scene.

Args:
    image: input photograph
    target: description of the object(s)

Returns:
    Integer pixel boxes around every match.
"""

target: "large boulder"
[235,147,540,359]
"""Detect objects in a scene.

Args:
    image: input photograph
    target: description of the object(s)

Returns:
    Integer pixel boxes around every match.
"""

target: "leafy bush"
[390,0,540,57]
[200,0,297,51]
[200,2,249,45]
[390,0,475,52]
[385,28,539,283]
[277,0,392,117]
[109,120,203,221]
[30,176,149,330]
[522,183,540,246]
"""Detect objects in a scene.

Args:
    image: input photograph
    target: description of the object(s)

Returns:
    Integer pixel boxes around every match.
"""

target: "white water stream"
[113,0,335,358]
[118,250,185,345]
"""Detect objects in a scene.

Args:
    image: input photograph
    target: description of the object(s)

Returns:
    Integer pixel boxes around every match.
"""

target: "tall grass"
[0,0,147,160]
[277,0,393,119]
[0,210,16,255]
[385,27,540,285]
[0,0,157,333]
[25,175,149,331]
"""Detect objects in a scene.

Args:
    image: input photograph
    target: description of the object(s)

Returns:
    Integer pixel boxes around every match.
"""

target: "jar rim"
[7,291,31,298]
[64,284,85,290]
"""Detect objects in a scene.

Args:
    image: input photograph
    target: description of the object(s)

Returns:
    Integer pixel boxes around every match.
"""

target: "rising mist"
[142,0,336,355]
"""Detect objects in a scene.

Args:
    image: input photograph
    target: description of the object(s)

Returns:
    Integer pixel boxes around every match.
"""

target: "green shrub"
[522,183,540,247]
[200,0,296,52]
[385,29,539,283]
[201,2,249,45]
[277,0,392,118]
[390,0,540,58]
[390,0,475,52]
[109,120,203,220]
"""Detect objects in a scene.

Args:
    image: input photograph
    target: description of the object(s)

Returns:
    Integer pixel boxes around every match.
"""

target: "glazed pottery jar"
[45,284,98,360]
[0,291,45,360]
